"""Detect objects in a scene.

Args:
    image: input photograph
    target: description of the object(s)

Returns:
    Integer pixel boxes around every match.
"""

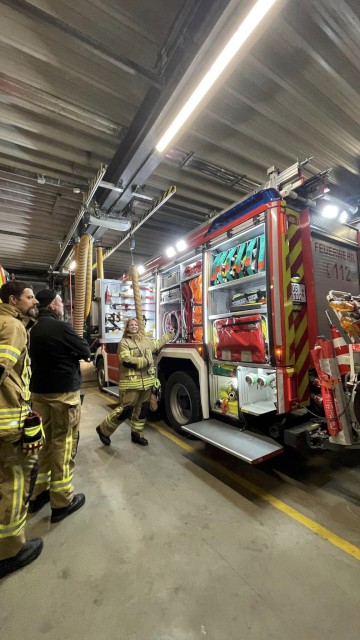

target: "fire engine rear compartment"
[180,211,360,459]
[3,383,359,640]
[96,186,360,463]
[140,188,360,461]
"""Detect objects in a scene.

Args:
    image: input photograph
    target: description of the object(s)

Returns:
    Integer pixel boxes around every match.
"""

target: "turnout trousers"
[0,440,38,560]
[31,390,81,509]
[100,388,151,437]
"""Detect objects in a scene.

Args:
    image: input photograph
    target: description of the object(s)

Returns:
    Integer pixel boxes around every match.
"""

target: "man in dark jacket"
[28,289,91,523]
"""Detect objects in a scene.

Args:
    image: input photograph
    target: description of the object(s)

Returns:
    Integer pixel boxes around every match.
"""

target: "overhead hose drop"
[96,247,104,279]
[130,265,145,339]
[74,234,90,337]
[84,240,93,321]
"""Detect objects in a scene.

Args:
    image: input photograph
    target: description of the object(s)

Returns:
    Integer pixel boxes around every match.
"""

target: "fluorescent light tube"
[156,0,279,152]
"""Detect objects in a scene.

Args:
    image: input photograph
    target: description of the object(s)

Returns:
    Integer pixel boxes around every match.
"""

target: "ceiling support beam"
[52,165,107,270]
[98,0,245,214]
[0,229,60,243]
[0,73,122,137]
[4,0,163,88]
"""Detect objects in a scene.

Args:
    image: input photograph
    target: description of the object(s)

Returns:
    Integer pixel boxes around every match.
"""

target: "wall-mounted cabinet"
[95,278,155,343]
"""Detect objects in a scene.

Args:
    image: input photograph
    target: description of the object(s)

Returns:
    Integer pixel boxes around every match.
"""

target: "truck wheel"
[96,358,107,392]
[165,371,201,432]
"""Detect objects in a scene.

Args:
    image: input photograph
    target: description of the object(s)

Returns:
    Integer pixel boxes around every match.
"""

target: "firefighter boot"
[0,538,43,579]
[96,425,111,446]
[131,431,148,446]
[28,489,50,513]
[51,493,86,523]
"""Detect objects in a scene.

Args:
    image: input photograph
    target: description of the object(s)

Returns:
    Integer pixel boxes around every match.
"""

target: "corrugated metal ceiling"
[0,0,359,280]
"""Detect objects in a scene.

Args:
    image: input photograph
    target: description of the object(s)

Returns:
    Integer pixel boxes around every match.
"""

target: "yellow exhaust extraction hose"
[130,265,145,338]
[74,234,90,336]
[84,240,93,321]
[96,247,104,279]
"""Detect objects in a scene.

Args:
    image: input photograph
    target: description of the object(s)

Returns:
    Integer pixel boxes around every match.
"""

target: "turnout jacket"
[30,311,91,393]
[118,330,173,391]
[0,304,34,441]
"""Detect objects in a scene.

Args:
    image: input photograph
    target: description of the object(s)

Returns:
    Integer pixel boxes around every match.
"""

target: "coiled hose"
[84,241,93,321]
[74,234,90,336]
[130,265,145,338]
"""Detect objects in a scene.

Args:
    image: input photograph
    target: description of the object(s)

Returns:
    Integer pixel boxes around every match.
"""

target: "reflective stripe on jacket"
[0,305,33,439]
[118,331,173,391]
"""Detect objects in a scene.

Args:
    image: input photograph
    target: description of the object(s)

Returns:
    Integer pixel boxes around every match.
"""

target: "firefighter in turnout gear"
[96,317,174,447]
[0,281,44,579]
[28,289,91,523]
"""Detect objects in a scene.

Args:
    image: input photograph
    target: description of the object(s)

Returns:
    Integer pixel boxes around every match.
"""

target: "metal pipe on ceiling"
[94,185,176,267]
[52,165,107,270]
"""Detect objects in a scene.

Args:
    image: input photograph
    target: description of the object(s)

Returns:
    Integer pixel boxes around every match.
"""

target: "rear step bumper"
[182,419,283,464]
[103,386,119,398]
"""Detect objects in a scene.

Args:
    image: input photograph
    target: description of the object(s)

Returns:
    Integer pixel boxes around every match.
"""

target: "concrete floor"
[1,382,360,640]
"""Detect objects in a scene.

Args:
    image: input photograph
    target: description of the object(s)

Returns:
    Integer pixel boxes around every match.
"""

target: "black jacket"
[30,311,91,393]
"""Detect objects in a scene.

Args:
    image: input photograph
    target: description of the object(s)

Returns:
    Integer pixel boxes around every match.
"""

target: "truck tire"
[96,358,107,392]
[165,371,201,432]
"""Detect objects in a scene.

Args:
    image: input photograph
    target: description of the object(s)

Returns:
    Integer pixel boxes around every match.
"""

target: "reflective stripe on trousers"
[0,441,38,560]
[31,390,81,509]
[101,388,151,436]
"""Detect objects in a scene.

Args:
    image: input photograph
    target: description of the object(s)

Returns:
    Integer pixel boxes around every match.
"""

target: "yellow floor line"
[94,389,118,404]
[147,420,360,562]
[91,390,360,561]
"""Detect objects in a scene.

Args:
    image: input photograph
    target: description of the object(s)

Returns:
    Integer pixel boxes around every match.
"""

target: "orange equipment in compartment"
[189,274,203,342]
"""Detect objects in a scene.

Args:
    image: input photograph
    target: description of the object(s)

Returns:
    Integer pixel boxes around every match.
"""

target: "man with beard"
[28,290,91,523]
[0,281,43,579]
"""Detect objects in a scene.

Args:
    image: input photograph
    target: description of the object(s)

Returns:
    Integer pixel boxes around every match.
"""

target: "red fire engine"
[94,161,360,463]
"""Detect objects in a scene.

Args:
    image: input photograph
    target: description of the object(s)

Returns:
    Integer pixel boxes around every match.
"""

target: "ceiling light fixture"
[339,211,348,224]
[69,260,77,270]
[166,246,176,258]
[137,265,145,275]
[322,205,339,219]
[176,240,187,252]
[155,0,279,153]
